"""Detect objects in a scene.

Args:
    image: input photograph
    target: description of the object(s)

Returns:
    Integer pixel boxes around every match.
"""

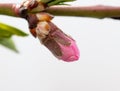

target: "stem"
[46,5,120,18]
[0,3,19,16]
[1,3,120,19]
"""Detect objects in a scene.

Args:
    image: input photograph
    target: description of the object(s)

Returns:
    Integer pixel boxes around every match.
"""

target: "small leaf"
[40,0,52,3]
[0,38,18,52]
[47,0,75,6]
[40,0,75,6]
[0,22,28,37]
[0,33,12,38]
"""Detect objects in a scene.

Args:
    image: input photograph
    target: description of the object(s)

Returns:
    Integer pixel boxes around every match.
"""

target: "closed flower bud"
[36,22,80,62]
[26,12,80,62]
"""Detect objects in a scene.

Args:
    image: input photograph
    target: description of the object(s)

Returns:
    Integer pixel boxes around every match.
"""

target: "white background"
[0,0,120,91]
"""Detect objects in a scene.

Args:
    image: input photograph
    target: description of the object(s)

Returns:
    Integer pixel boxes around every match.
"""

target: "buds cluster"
[19,0,80,62]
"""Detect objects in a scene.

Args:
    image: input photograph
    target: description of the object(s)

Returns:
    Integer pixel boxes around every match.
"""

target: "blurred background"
[0,0,120,91]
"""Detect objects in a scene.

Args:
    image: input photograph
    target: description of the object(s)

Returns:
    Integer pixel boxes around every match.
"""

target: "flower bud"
[36,22,80,62]
[57,38,80,62]
[26,12,80,62]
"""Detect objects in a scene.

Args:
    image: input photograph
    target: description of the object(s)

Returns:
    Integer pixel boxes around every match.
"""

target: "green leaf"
[0,22,28,52]
[0,33,11,38]
[40,0,52,3]
[0,38,18,52]
[0,22,28,38]
[41,0,75,6]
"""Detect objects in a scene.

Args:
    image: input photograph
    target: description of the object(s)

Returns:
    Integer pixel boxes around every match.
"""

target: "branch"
[0,3,19,16]
[46,5,120,18]
[1,3,120,19]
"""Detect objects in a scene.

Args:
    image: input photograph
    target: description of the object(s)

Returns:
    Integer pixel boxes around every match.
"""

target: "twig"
[0,3,120,19]
[0,3,19,16]
[46,5,120,18]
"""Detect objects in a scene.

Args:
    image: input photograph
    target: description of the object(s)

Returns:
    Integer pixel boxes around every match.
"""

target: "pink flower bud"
[36,22,80,62]
[25,7,80,62]
[57,39,80,62]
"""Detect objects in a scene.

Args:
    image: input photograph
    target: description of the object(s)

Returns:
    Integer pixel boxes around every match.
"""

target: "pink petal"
[58,39,80,62]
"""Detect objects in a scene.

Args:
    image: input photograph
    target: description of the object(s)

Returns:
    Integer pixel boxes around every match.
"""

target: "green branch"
[0,3,19,16]
[1,3,120,19]
[46,5,120,18]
